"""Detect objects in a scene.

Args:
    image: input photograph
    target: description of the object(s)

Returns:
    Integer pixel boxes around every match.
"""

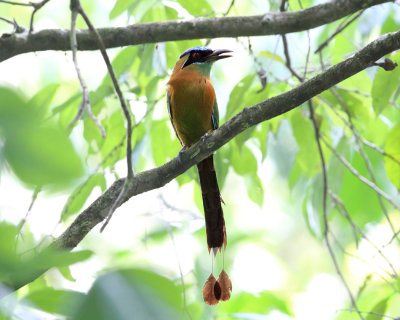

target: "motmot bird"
[167,47,232,253]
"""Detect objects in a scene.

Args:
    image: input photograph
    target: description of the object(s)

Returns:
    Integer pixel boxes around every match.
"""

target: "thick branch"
[7,29,400,292]
[0,0,393,62]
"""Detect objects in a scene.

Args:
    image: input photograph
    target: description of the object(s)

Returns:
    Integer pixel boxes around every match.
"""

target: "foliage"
[0,0,400,320]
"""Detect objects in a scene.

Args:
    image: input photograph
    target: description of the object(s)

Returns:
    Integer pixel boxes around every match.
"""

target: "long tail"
[197,155,226,252]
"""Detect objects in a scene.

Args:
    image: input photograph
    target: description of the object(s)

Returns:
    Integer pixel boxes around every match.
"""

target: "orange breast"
[168,73,216,147]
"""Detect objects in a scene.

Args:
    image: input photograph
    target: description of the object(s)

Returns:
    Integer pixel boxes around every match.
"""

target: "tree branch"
[5,28,400,293]
[0,0,393,62]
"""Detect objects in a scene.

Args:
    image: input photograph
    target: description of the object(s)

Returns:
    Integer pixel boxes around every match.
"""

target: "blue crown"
[180,46,212,58]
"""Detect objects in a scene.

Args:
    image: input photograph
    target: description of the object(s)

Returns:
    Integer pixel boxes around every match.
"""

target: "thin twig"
[320,95,400,168]
[245,38,267,92]
[330,88,396,235]
[159,195,202,220]
[74,0,133,180]
[223,0,235,16]
[330,232,393,282]
[321,136,400,210]
[294,0,311,80]
[339,309,395,320]
[0,0,52,32]
[69,0,133,230]
[315,11,364,53]
[384,229,400,247]
[309,101,328,233]
[17,186,41,237]
[29,0,50,32]
[100,180,129,232]
[0,0,30,6]
[360,137,400,167]
[329,191,398,278]
[329,189,360,248]
[335,86,370,97]
[280,1,303,82]
[0,16,14,25]
[281,34,304,82]
[281,4,363,314]
[326,232,365,319]
[158,196,192,320]
[69,6,105,138]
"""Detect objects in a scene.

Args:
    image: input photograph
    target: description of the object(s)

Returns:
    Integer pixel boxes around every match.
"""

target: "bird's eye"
[192,52,201,60]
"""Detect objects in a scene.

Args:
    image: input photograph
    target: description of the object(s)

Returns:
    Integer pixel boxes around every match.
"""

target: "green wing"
[211,99,219,129]
[167,93,183,145]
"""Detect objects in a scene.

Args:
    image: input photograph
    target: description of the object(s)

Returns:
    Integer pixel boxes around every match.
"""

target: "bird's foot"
[177,147,186,164]
[201,132,211,142]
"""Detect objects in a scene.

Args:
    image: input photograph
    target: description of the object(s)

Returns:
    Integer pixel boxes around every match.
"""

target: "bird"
[167,46,232,253]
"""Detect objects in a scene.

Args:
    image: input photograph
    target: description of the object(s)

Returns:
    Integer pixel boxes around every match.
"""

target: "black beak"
[205,49,233,62]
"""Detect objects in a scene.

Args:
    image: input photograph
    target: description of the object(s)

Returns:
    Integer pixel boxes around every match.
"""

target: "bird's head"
[180,46,232,69]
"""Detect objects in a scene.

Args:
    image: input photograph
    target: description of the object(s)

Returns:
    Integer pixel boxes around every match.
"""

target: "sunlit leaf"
[245,174,264,207]
[231,144,257,176]
[259,51,285,64]
[23,288,85,316]
[4,125,84,187]
[225,74,256,120]
[109,0,138,19]
[290,108,320,177]
[366,297,389,320]
[28,83,60,118]
[175,0,213,16]
[371,52,400,115]
[72,269,182,320]
[151,119,180,166]
[61,173,107,221]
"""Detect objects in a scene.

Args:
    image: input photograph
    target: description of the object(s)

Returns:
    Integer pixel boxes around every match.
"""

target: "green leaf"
[214,146,232,188]
[61,174,107,221]
[4,125,84,187]
[381,12,399,34]
[28,83,60,118]
[130,0,159,22]
[175,0,213,16]
[225,74,256,120]
[290,108,320,177]
[366,297,389,320]
[245,174,264,206]
[53,93,81,127]
[231,144,258,176]
[145,76,161,102]
[23,288,85,316]
[1,233,92,289]
[0,87,84,188]
[110,0,138,19]
[151,120,180,166]
[72,269,182,320]
[259,51,285,64]
[384,122,400,189]
[57,266,76,282]
[252,122,269,160]
[219,291,292,316]
[371,52,400,115]
[100,109,127,163]
[31,249,94,270]
[340,148,382,225]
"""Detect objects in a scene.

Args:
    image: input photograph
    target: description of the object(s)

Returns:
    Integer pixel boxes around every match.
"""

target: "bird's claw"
[177,147,186,164]
[201,132,211,142]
